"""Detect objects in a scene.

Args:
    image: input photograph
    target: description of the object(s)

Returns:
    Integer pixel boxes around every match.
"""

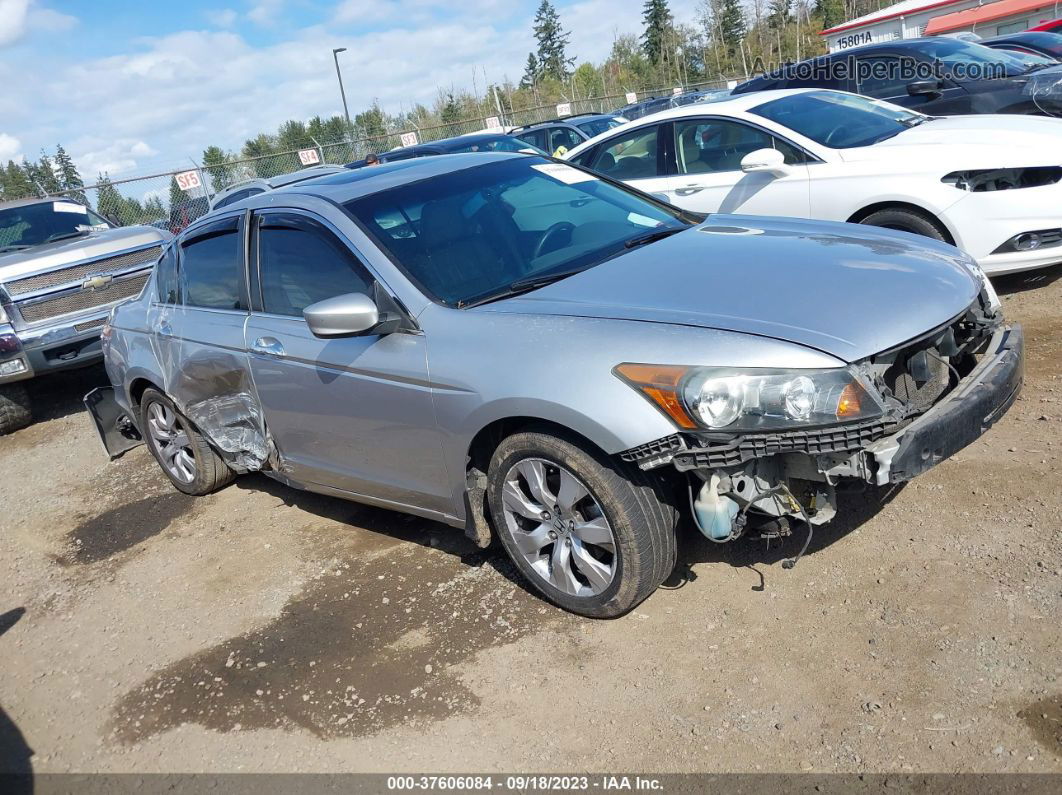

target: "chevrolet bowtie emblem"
[82,274,113,291]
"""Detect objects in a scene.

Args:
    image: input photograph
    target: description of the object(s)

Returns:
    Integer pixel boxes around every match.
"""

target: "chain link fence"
[16,77,740,232]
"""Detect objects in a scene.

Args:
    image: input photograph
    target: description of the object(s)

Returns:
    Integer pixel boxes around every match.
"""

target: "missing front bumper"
[84,386,142,459]
[864,324,1023,485]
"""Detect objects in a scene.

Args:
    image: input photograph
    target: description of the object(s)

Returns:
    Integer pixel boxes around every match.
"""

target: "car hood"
[0,225,169,282]
[478,215,981,363]
[838,114,1062,168]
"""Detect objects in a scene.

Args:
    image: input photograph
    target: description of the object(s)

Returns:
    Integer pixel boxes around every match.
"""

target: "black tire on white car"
[487,428,677,618]
[859,207,948,242]
[0,382,32,435]
[139,387,235,496]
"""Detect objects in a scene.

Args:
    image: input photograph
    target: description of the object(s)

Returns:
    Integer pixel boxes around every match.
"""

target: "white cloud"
[248,0,285,26]
[206,8,238,28]
[0,0,30,47]
[73,138,158,178]
[27,4,77,33]
[0,132,22,161]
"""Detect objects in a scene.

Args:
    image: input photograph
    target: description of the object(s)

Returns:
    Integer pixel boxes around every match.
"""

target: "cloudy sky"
[0,0,704,181]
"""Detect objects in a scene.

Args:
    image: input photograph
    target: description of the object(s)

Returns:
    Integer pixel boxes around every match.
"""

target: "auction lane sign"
[297,148,320,166]
[174,170,202,193]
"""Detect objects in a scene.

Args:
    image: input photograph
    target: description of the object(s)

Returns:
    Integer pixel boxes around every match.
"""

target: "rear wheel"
[859,207,948,242]
[0,383,32,435]
[487,429,677,618]
[139,388,234,495]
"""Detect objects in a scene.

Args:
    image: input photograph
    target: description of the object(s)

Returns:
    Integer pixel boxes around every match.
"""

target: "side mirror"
[740,148,789,177]
[303,293,380,338]
[907,79,943,97]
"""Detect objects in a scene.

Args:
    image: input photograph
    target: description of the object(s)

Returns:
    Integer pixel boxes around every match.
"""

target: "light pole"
[332,47,352,132]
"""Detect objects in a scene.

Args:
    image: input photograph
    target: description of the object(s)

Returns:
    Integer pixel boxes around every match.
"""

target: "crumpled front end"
[619,285,1022,550]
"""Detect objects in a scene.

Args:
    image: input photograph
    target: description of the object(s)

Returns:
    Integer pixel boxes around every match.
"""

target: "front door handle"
[157,321,172,336]
[252,336,285,357]
[674,185,705,196]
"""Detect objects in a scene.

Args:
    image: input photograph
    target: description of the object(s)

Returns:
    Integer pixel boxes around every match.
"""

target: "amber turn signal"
[613,363,696,429]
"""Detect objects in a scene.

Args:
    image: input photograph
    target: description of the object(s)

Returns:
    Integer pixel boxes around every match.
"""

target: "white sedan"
[563,88,1062,275]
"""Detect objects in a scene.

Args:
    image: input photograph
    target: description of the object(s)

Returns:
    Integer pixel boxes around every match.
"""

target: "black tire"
[0,382,32,435]
[487,429,677,618]
[859,207,948,242]
[139,388,235,496]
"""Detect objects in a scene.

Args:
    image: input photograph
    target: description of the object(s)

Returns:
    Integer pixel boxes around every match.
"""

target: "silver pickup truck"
[0,197,169,433]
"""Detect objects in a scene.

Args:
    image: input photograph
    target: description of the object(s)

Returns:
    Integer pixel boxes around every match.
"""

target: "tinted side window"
[515,129,548,151]
[550,127,584,153]
[674,119,804,174]
[855,56,907,98]
[257,214,373,317]
[156,245,180,304]
[180,219,243,310]
[588,125,660,180]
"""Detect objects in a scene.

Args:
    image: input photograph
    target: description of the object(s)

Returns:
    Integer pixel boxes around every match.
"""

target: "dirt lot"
[1,266,1060,776]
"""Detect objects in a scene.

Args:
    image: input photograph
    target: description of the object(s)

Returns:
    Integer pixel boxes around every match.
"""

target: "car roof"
[517,114,618,130]
[0,197,64,210]
[265,151,534,204]
[606,88,820,124]
[984,31,1062,44]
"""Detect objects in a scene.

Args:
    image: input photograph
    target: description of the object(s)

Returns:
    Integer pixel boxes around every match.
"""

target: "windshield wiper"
[45,230,91,243]
[624,226,684,249]
[457,268,588,309]
[0,244,31,253]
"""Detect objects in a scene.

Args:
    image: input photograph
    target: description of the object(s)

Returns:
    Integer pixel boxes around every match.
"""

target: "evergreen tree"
[520,52,540,88]
[276,119,308,152]
[439,92,463,136]
[168,176,184,212]
[533,1,574,80]
[35,151,62,193]
[142,195,166,223]
[718,0,747,53]
[3,161,35,199]
[54,144,86,204]
[816,0,845,31]
[354,104,387,140]
[96,173,125,223]
[642,0,674,63]
[768,0,791,28]
[201,145,236,192]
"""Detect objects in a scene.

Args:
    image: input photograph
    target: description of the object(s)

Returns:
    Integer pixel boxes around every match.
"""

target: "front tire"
[487,429,677,618]
[0,382,32,435]
[139,388,234,496]
[859,207,948,242]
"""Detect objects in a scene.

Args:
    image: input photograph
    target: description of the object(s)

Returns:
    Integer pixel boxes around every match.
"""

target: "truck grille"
[17,274,149,324]
[4,246,161,296]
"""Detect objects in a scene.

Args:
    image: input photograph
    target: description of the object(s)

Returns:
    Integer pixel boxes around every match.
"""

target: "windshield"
[751,90,924,149]
[0,201,111,252]
[445,136,545,154]
[914,38,1052,77]
[345,157,690,306]
[997,33,1062,57]
[575,117,625,137]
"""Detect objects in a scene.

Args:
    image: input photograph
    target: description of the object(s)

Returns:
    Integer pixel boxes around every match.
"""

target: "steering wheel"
[533,222,575,260]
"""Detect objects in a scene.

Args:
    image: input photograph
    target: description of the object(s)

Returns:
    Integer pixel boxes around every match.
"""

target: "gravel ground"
[1,265,1060,775]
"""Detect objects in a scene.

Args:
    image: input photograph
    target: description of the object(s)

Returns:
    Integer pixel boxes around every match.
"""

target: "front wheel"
[858,207,948,242]
[487,429,677,618]
[139,388,234,495]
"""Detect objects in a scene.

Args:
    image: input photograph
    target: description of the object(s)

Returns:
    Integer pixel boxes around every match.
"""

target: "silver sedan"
[90,153,1023,617]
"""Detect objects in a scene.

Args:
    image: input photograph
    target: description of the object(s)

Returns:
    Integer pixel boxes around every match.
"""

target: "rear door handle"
[675,185,705,196]
[252,336,285,357]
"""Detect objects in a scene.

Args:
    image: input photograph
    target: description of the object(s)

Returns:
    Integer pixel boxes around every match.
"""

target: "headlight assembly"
[614,363,885,432]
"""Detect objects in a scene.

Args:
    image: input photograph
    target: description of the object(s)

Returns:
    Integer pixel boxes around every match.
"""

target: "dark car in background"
[1029,17,1062,33]
[345,133,544,168]
[511,113,627,155]
[982,31,1062,62]
[732,38,1062,116]
[614,95,673,120]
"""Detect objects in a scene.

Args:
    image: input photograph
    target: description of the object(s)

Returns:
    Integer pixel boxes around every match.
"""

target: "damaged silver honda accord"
[87,152,1023,617]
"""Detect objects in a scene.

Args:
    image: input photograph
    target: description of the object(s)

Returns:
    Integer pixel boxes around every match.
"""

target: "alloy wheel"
[500,457,617,597]
[146,401,196,484]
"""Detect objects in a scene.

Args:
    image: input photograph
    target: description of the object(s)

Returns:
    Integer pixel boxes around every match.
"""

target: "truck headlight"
[0,304,8,324]
[614,364,885,432]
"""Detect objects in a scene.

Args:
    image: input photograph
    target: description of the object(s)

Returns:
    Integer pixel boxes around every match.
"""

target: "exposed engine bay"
[620,286,1013,567]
